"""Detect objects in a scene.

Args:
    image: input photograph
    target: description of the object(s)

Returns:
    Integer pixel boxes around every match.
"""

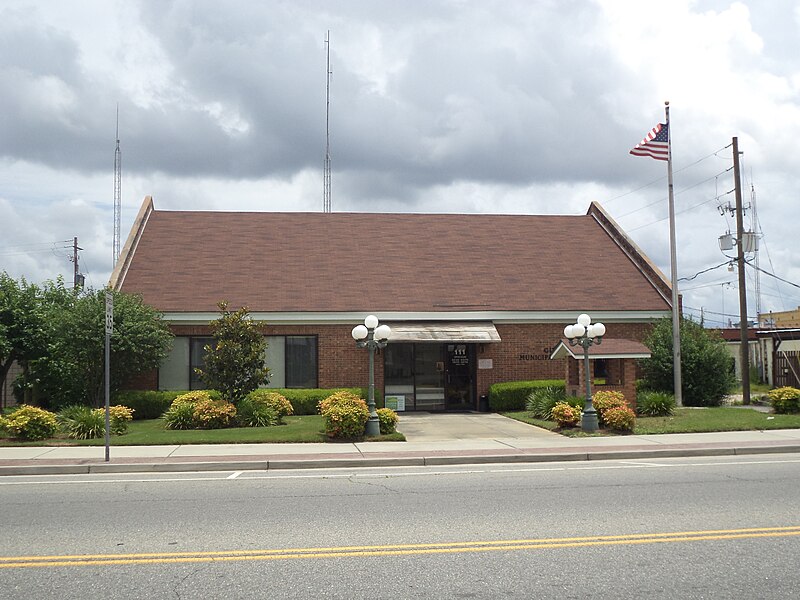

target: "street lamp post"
[352,315,391,437]
[564,313,606,432]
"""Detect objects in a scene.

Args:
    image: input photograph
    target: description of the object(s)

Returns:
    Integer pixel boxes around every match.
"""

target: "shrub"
[192,399,237,429]
[640,316,736,406]
[237,396,278,427]
[592,390,628,427]
[163,401,196,430]
[4,405,59,441]
[526,385,567,419]
[319,391,369,439]
[246,390,293,424]
[489,380,565,412]
[162,391,216,430]
[112,390,222,420]
[107,405,134,435]
[551,402,581,428]
[269,388,380,415]
[57,405,134,438]
[636,391,676,417]
[377,407,399,434]
[195,302,269,404]
[61,406,105,439]
[602,405,636,432]
[768,387,800,414]
[318,390,366,415]
[57,404,93,428]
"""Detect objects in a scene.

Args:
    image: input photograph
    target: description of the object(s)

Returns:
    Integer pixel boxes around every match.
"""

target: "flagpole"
[665,101,683,406]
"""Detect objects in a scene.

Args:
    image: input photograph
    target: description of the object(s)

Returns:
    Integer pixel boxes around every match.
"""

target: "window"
[159,337,189,390]
[266,335,318,389]
[190,337,215,390]
[160,335,317,391]
[158,336,214,391]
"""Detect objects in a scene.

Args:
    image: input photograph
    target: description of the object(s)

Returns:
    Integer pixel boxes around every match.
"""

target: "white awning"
[386,322,501,343]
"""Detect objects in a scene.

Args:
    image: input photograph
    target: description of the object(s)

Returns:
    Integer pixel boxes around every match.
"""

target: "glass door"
[445,344,474,410]
[414,344,445,410]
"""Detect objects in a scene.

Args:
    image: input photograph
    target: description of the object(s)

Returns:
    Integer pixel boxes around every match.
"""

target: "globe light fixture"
[351,315,391,436]
[564,313,606,432]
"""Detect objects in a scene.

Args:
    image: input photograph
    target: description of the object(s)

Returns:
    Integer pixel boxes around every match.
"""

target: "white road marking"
[1,457,799,486]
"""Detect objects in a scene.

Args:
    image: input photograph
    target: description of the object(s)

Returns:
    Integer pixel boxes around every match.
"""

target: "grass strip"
[504,407,800,436]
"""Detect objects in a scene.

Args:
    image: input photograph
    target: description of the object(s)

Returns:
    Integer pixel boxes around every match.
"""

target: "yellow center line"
[2,526,799,569]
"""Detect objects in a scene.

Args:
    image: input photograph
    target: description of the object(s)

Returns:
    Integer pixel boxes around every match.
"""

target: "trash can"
[479,394,490,412]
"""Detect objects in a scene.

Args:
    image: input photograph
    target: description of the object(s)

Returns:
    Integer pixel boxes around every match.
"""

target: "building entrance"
[384,343,476,411]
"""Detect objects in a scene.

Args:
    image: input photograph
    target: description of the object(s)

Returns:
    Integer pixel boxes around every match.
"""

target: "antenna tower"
[113,105,122,266]
[751,182,762,323]
[323,31,332,213]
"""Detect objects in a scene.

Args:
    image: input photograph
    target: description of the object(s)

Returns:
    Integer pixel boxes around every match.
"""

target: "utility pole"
[732,137,750,405]
[72,237,83,290]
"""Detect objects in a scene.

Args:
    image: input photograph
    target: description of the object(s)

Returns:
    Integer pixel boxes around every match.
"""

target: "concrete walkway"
[1,411,799,476]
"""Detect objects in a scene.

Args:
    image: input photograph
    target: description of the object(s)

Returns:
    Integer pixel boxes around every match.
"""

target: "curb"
[1,444,799,477]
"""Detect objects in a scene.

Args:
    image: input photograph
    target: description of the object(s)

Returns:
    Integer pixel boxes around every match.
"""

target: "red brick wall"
[566,358,639,408]
[475,322,652,397]
[126,321,649,398]
[139,324,382,392]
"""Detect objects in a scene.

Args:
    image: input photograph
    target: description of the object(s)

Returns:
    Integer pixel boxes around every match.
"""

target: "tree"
[196,301,268,404]
[26,288,173,407]
[0,274,74,403]
[640,316,736,406]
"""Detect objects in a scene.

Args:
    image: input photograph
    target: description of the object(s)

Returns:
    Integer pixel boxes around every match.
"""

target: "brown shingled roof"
[116,199,672,314]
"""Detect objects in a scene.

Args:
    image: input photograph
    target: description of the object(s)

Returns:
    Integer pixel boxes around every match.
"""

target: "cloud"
[0,0,798,323]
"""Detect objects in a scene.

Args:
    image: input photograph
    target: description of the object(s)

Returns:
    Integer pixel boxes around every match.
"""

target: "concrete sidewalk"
[2,412,800,476]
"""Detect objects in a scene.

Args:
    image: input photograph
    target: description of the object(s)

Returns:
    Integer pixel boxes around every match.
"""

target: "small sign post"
[104,291,113,462]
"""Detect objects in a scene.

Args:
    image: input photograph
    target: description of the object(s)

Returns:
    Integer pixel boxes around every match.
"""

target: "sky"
[1,0,798,328]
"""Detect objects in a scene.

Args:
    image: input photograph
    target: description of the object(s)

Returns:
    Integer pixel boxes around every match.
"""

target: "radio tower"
[113,105,122,266]
[323,31,332,213]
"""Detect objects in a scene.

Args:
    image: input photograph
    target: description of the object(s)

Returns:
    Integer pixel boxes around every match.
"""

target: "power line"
[603,144,732,206]
[678,260,731,282]
[744,259,800,290]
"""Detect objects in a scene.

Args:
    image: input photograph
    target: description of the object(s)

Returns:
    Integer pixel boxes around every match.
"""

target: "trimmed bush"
[236,397,278,427]
[246,390,293,424]
[769,387,800,414]
[269,388,381,415]
[526,385,567,419]
[4,405,58,441]
[551,402,581,428]
[489,380,565,412]
[117,387,379,418]
[163,391,215,430]
[319,391,369,439]
[377,407,399,434]
[113,390,222,420]
[192,399,237,429]
[636,391,676,417]
[107,405,134,435]
[602,405,636,432]
[592,390,628,427]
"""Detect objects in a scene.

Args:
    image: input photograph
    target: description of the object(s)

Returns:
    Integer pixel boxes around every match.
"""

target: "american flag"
[630,122,669,161]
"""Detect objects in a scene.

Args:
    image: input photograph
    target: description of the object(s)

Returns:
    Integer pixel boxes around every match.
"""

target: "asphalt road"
[2,455,800,599]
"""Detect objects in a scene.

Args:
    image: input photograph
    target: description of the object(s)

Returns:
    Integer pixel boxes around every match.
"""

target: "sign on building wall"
[478,359,493,370]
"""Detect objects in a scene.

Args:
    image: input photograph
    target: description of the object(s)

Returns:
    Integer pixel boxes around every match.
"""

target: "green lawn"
[0,415,405,446]
[505,407,800,436]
